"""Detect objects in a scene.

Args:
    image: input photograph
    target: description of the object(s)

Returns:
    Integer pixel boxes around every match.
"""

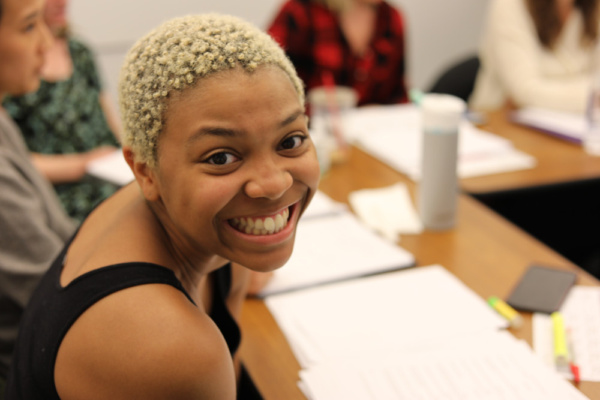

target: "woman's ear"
[123,147,160,201]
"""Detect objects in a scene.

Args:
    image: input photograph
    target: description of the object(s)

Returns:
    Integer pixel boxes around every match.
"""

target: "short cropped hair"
[119,14,304,167]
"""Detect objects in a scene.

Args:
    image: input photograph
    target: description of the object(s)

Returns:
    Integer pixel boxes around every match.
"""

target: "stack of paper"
[266,265,507,366]
[259,192,415,296]
[265,265,589,399]
[511,107,585,143]
[342,104,536,180]
[299,331,588,400]
[533,286,600,382]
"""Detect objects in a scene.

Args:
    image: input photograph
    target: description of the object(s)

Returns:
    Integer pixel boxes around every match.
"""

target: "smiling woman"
[5,13,320,400]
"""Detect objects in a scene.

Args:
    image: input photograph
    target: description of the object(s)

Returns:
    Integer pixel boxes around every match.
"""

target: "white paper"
[301,190,347,220]
[511,107,585,142]
[533,286,600,382]
[300,331,589,400]
[348,183,423,241]
[532,313,556,372]
[86,149,134,186]
[266,265,507,367]
[259,211,415,297]
[343,104,536,181]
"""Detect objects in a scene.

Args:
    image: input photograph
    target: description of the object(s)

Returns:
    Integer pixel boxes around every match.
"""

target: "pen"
[551,311,569,368]
[566,328,581,384]
[487,296,522,328]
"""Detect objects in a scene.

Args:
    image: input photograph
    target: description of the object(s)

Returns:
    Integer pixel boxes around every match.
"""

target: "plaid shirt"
[267,0,408,106]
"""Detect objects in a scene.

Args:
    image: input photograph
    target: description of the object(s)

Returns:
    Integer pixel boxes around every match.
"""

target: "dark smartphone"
[506,265,577,314]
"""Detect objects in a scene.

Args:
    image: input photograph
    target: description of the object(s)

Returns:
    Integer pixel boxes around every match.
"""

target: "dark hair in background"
[526,0,599,49]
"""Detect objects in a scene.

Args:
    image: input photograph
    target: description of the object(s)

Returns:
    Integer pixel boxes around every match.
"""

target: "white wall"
[401,0,490,89]
[70,0,490,103]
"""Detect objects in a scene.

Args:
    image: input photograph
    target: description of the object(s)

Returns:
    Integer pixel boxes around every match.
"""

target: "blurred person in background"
[0,0,75,391]
[267,0,408,106]
[470,0,600,113]
[3,0,121,222]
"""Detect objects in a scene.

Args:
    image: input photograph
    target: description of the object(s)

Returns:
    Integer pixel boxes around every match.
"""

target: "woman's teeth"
[229,208,290,235]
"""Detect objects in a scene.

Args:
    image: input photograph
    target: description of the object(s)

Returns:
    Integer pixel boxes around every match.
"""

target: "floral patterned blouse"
[3,38,120,222]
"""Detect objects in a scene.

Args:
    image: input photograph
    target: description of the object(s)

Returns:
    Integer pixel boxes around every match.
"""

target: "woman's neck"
[146,199,226,292]
[41,36,73,82]
[556,0,574,24]
[339,1,378,56]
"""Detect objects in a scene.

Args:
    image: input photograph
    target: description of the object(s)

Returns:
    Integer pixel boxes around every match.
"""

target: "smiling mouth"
[229,207,291,235]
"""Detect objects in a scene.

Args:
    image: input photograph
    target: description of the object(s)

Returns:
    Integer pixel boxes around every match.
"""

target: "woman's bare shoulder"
[63,184,175,283]
[55,283,236,400]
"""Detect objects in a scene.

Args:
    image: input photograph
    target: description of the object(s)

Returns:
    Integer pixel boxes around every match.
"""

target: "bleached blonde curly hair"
[119,13,304,167]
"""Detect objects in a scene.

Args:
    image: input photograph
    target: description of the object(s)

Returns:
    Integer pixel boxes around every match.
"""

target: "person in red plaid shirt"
[267,0,409,106]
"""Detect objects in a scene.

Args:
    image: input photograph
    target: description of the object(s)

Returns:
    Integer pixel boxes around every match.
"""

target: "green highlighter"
[488,296,523,328]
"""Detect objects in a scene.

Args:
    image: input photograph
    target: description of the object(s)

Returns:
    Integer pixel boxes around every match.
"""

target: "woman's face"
[0,0,50,98]
[43,0,67,33]
[141,66,320,272]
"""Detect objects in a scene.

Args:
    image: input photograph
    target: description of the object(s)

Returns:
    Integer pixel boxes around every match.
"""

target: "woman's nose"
[244,160,293,200]
[38,20,54,53]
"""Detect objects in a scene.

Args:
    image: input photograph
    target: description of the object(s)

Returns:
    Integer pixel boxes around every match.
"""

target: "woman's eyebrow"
[186,127,237,146]
[21,10,41,24]
[186,109,305,145]
[279,109,305,128]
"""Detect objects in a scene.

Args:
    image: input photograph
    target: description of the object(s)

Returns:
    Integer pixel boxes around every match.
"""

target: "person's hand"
[31,145,118,184]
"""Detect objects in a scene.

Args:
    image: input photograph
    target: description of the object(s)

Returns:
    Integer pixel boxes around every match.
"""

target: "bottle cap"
[421,94,466,133]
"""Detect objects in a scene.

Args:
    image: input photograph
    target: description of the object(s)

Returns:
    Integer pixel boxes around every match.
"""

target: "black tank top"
[5,242,248,399]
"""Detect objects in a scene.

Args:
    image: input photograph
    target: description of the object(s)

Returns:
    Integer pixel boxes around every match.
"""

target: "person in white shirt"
[470,0,600,113]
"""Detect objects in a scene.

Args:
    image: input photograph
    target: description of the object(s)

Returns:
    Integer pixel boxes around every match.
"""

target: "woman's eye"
[205,152,238,165]
[23,23,36,33]
[279,135,305,151]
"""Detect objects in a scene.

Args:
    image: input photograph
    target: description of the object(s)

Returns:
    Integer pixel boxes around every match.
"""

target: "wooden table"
[461,109,600,275]
[461,108,600,194]
[239,145,600,399]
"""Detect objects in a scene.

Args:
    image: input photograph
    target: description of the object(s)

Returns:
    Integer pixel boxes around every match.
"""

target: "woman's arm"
[31,146,117,184]
[0,155,74,308]
[54,284,236,400]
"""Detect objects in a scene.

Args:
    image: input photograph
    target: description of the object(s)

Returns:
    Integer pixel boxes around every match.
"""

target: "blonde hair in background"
[118,14,304,167]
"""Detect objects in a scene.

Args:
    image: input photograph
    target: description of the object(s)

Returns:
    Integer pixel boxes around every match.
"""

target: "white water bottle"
[418,94,466,230]
[585,72,600,156]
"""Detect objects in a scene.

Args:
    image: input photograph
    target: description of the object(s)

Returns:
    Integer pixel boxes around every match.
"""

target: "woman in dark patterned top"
[3,0,121,222]
[267,0,409,106]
